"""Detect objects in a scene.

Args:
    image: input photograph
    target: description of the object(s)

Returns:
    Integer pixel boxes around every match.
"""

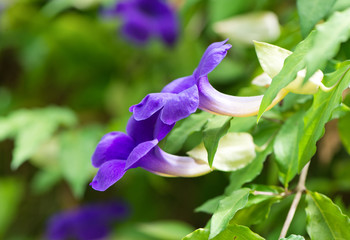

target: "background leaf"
[281,235,305,240]
[338,111,350,154]
[306,191,350,240]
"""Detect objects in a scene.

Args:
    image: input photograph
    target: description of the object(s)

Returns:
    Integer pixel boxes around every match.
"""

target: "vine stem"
[279,162,310,239]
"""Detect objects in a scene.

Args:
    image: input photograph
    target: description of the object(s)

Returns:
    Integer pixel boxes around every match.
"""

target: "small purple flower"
[102,0,179,46]
[46,202,129,240]
[90,111,212,191]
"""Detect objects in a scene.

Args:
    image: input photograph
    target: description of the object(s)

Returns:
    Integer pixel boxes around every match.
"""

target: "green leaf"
[195,195,225,214]
[258,31,315,119]
[225,140,273,194]
[137,221,194,240]
[232,193,281,226]
[281,235,305,240]
[297,0,337,37]
[0,107,77,169]
[183,224,264,240]
[163,112,211,154]
[59,125,102,198]
[305,8,350,80]
[0,178,24,237]
[306,191,350,240]
[298,63,350,170]
[338,112,350,154]
[203,116,232,167]
[274,111,304,186]
[209,188,250,239]
[182,228,210,240]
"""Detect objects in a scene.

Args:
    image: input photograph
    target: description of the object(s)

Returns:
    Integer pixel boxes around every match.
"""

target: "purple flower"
[46,202,129,240]
[102,0,179,46]
[90,111,212,191]
[131,39,287,122]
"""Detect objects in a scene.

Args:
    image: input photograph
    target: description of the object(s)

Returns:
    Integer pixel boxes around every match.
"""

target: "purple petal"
[130,92,172,121]
[193,39,232,79]
[161,75,196,94]
[90,160,127,191]
[160,85,199,125]
[125,139,158,170]
[121,20,151,45]
[92,132,135,168]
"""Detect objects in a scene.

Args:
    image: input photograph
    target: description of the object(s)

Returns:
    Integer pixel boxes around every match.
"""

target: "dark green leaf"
[203,115,232,167]
[338,112,350,154]
[209,188,250,239]
[298,63,350,170]
[195,195,225,214]
[297,0,337,37]
[306,191,350,240]
[163,112,211,154]
[274,111,304,186]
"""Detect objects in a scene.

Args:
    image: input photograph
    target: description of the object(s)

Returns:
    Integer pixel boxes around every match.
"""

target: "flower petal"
[130,92,172,121]
[138,147,212,177]
[160,85,199,125]
[161,75,196,94]
[193,39,232,79]
[90,160,127,191]
[125,139,159,170]
[92,132,135,168]
[126,114,173,142]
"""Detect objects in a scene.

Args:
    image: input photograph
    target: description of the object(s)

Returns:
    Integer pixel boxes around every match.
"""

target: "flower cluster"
[102,0,178,46]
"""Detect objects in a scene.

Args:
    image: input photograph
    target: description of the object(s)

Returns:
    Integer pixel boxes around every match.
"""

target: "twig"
[279,162,310,239]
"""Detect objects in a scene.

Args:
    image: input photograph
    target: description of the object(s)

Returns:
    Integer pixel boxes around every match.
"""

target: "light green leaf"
[0,178,24,237]
[297,0,337,37]
[298,63,350,170]
[195,195,225,214]
[306,191,350,240]
[0,107,77,169]
[59,125,102,198]
[163,112,211,154]
[31,169,61,194]
[137,221,194,240]
[182,228,210,240]
[210,188,250,239]
[258,31,315,119]
[203,116,232,167]
[338,112,350,154]
[274,111,304,186]
[281,235,305,240]
[188,132,256,172]
[225,140,273,194]
[305,8,350,80]
[208,0,256,23]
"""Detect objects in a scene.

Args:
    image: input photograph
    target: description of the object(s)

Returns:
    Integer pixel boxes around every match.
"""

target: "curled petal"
[198,76,288,116]
[138,147,212,177]
[90,160,127,191]
[193,39,232,79]
[125,139,159,170]
[160,85,199,125]
[130,93,172,121]
[161,75,196,94]
[92,132,135,168]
